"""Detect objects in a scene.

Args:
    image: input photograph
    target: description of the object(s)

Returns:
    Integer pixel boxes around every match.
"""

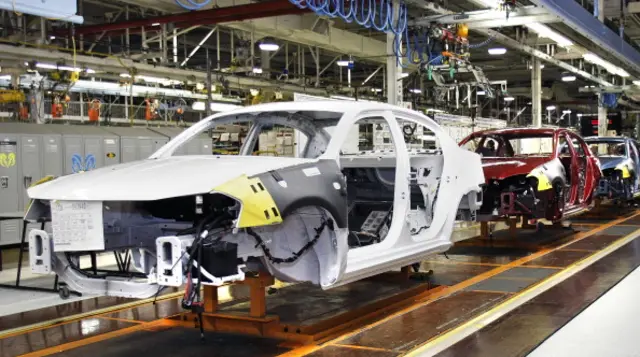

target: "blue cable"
[174,0,211,10]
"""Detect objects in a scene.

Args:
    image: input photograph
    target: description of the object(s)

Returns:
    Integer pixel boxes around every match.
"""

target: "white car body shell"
[27,101,485,297]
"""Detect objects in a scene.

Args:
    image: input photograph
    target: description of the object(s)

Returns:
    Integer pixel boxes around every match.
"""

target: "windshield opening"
[464,134,554,158]
[586,142,626,157]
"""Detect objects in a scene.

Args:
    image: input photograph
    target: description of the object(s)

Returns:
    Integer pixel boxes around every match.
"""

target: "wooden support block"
[203,285,218,313]
[400,266,412,280]
[243,273,275,318]
[508,218,518,238]
[480,222,489,239]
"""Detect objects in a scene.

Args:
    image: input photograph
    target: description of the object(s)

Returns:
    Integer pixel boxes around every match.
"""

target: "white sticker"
[105,139,116,144]
[302,167,321,177]
[51,201,105,252]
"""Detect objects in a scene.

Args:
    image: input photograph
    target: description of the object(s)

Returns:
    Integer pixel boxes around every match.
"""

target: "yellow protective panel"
[615,163,631,179]
[527,169,553,191]
[214,175,283,228]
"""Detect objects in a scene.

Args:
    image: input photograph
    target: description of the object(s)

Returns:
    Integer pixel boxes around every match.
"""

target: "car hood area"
[597,156,628,171]
[481,157,550,181]
[28,155,315,201]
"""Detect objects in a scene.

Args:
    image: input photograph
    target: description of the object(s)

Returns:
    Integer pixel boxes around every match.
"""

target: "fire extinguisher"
[19,103,29,120]
[145,99,154,121]
[88,99,101,122]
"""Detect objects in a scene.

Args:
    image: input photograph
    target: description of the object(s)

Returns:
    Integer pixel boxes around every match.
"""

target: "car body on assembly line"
[584,136,640,201]
[26,101,485,299]
[459,127,600,222]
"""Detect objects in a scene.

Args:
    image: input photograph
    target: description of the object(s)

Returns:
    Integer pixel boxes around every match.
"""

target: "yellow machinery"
[0,89,25,103]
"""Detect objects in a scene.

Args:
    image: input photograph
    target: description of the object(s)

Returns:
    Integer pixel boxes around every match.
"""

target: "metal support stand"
[169,268,437,344]
[0,218,81,299]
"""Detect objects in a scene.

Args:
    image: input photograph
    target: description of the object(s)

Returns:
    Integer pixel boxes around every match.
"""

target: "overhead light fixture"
[562,75,577,82]
[633,80,640,86]
[529,64,545,69]
[504,96,515,102]
[371,88,382,93]
[33,62,94,73]
[151,22,161,26]
[0,75,10,80]
[337,60,353,67]
[191,101,240,112]
[409,88,422,94]
[119,72,182,85]
[259,39,279,52]
[488,47,507,55]
[525,23,573,47]
[563,110,572,114]
[583,53,630,78]
[49,35,56,40]
[400,72,410,78]
[477,90,486,96]
[252,67,263,74]
[546,105,556,110]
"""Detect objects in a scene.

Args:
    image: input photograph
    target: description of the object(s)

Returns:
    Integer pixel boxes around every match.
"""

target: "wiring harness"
[246,218,335,264]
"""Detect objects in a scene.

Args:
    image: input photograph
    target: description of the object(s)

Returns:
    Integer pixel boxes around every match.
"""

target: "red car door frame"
[557,132,580,208]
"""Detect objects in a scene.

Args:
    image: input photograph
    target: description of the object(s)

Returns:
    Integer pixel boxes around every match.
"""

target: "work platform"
[2,206,640,357]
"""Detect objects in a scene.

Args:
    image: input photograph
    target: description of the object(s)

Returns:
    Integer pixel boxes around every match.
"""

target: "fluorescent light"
[119,72,182,85]
[477,90,486,95]
[337,60,353,67]
[252,67,263,74]
[488,47,507,55]
[525,23,573,47]
[192,101,240,112]
[409,88,422,94]
[400,72,410,78]
[562,75,577,82]
[634,80,640,86]
[563,110,572,114]
[425,108,445,113]
[583,53,630,77]
[35,63,57,70]
[504,96,515,102]
[0,75,10,80]
[259,43,279,51]
[151,22,161,26]
[546,105,556,110]
[529,64,545,69]
[49,35,56,40]
[35,62,94,73]
[371,88,382,93]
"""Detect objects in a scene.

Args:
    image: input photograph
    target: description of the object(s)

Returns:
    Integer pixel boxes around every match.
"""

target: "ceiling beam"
[0,44,329,95]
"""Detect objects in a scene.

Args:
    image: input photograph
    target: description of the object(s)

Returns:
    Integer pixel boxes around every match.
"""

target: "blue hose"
[174,0,211,10]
